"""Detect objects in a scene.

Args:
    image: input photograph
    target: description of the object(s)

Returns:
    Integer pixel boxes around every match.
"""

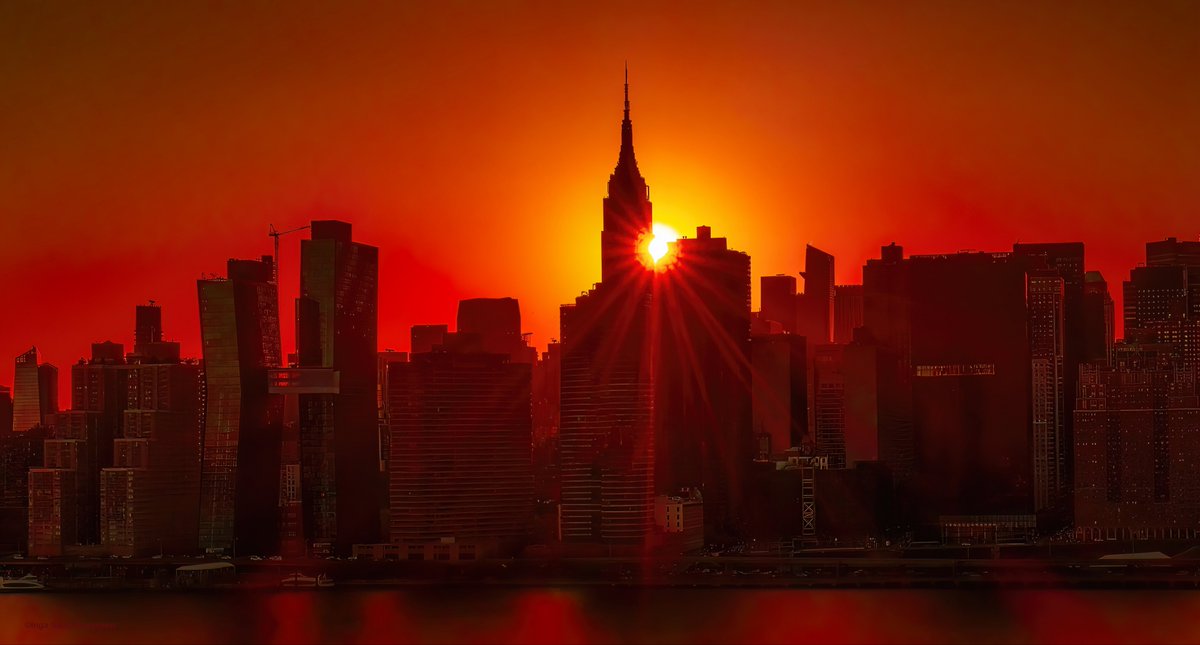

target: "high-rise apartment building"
[99,305,202,557]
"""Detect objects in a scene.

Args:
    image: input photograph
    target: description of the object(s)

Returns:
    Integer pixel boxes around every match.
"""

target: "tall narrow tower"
[560,71,656,546]
[600,66,653,283]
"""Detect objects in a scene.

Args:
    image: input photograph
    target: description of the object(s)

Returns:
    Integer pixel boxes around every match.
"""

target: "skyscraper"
[1027,271,1066,518]
[907,252,1032,521]
[1075,345,1200,541]
[654,226,751,538]
[760,275,798,334]
[1122,239,1200,369]
[295,220,380,554]
[198,256,283,555]
[861,243,914,486]
[1013,242,1085,527]
[12,348,57,433]
[833,284,864,345]
[388,321,533,552]
[100,306,202,557]
[812,343,880,469]
[750,334,807,457]
[457,297,536,363]
[1082,271,1115,365]
[599,66,653,285]
[863,247,1033,526]
[797,246,835,348]
[560,72,655,546]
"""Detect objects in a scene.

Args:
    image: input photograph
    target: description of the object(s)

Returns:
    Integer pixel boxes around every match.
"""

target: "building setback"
[100,310,203,557]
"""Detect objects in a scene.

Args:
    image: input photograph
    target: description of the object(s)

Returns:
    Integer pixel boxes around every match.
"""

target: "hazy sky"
[2,1,1199,395]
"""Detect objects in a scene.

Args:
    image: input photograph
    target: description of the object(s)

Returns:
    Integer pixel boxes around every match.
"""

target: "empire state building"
[558,71,656,546]
[600,67,654,283]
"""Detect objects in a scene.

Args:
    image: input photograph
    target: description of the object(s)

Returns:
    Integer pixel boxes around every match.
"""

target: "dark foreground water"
[5,588,1200,644]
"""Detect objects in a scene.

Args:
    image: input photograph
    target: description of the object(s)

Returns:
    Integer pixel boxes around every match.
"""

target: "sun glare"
[647,223,679,264]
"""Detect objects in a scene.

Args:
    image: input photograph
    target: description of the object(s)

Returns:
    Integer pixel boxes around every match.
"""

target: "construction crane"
[268,223,311,284]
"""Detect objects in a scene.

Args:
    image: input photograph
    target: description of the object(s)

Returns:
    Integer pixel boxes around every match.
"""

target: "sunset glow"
[646,222,679,264]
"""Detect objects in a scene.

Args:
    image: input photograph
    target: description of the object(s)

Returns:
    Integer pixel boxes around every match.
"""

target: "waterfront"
[5,588,1200,644]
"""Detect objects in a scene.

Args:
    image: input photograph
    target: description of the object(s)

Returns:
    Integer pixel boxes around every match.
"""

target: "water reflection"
[4,588,1200,644]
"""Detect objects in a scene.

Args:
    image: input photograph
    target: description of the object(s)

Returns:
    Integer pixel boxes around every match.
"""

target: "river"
[4,587,1199,644]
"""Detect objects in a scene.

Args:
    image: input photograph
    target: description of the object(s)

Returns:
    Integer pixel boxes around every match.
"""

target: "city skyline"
[4,2,1200,395]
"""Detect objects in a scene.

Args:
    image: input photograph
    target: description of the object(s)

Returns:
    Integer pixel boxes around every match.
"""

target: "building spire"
[617,64,636,171]
[624,61,629,121]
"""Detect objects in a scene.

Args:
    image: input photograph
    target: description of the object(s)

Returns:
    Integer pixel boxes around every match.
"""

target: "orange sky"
[2,1,1199,397]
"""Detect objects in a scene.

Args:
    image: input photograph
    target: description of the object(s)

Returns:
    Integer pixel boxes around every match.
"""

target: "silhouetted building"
[834,284,864,345]
[1075,347,1200,540]
[457,298,536,363]
[12,348,57,433]
[0,387,11,444]
[560,73,655,546]
[907,252,1032,521]
[655,225,751,539]
[71,342,128,479]
[797,246,835,348]
[760,275,797,334]
[410,325,448,355]
[599,68,653,284]
[1122,240,1200,370]
[387,346,533,550]
[1082,271,1115,365]
[295,220,380,554]
[1028,271,1067,518]
[28,338,132,554]
[100,309,202,557]
[1014,242,1086,528]
[28,411,100,555]
[532,342,561,541]
[1146,236,1200,268]
[198,256,283,555]
[861,244,914,485]
[751,334,807,457]
[864,247,1033,524]
[812,343,879,469]
[0,426,44,551]
[135,303,163,346]
[376,350,408,474]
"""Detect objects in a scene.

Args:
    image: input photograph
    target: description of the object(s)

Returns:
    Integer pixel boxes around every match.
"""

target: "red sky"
[2,1,1199,398]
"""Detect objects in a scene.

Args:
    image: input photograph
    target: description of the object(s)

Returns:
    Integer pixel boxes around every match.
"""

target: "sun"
[646,222,679,264]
